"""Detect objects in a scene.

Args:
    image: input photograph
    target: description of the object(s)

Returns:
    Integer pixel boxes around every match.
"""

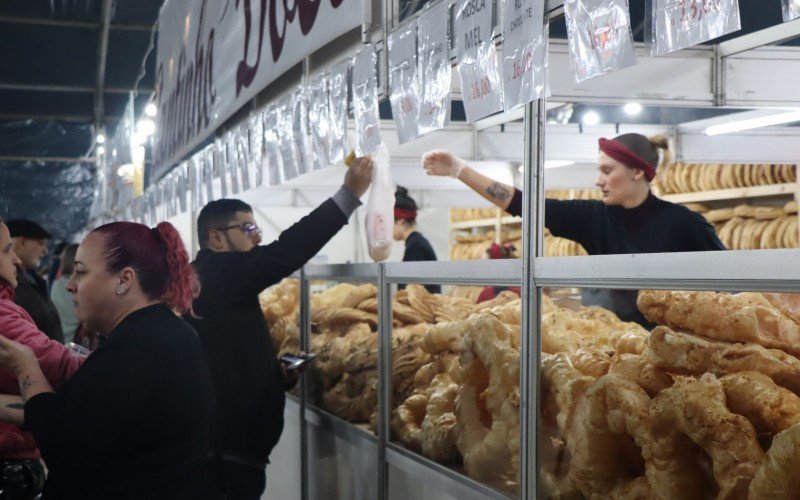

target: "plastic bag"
[352,46,382,155]
[328,59,350,165]
[388,21,421,143]
[309,73,332,170]
[365,144,395,262]
[417,0,451,135]
[646,0,741,56]
[501,0,547,110]
[563,0,637,82]
[293,90,312,176]
[277,98,299,181]
[784,0,800,21]
[226,134,241,195]
[263,106,284,186]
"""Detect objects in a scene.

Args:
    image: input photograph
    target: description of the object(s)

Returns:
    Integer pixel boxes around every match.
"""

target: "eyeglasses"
[216,221,262,239]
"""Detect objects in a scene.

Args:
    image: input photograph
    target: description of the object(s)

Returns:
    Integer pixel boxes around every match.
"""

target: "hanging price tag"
[248,113,265,187]
[309,74,332,170]
[226,134,241,195]
[293,90,312,176]
[564,0,637,83]
[646,0,741,56]
[417,0,451,135]
[328,59,349,165]
[389,21,421,144]
[263,107,284,186]
[214,138,229,198]
[277,98,300,181]
[455,0,504,121]
[236,130,251,191]
[784,0,800,21]
[352,46,382,155]
[202,146,215,203]
[501,0,547,110]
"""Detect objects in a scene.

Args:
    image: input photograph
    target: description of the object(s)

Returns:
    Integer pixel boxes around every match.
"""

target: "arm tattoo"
[486,182,512,202]
[6,403,23,410]
[21,376,35,392]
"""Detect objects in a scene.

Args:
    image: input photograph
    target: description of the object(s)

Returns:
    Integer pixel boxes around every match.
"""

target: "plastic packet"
[454,0,504,121]
[177,162,188,213]
[202,145,215,203]
[293,90,312,176]
[309,73,332,170]
[248,112,265,187]
[502,0,547,110]
[213,138,229,198]
[364,143,395,262]
[328,58,350,165]
[263,106,284,186]
[190,155,203,211]
[388,21,421,143]
[417,0,451,135]
[563,0,637,83]
[645,0,741,56]
[352,46,382,155]
[236,130,251,191]
[226,134,241,195]
[784,0,800,21]
[277,98,299,181]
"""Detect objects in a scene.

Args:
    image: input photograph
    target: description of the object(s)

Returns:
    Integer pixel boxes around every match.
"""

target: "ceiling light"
[145,103,157,117]
[518,160,576,172]
[137,118,156,136]
[96,146,106,155]
[131,132,146,147]
[705,110,800,136]
[624,102,642,116]
[581,111,600,126]
[96,134,105,144]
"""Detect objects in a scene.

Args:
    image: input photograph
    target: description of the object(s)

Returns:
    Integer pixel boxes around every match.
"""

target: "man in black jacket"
[187,156,374,499]
[7,219,64,343]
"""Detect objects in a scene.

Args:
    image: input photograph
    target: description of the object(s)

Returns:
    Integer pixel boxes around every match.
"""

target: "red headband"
[598,138,657,182]
[487,243,505,259]
[394,207,417,221]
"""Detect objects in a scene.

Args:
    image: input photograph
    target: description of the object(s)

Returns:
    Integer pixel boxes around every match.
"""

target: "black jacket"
[401,232,441,294]
[14,270,64,343]
[186,198,349,466]
[24,304,215,499]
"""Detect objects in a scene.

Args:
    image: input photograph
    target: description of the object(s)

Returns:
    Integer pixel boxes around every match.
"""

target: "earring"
[115,285,127,296]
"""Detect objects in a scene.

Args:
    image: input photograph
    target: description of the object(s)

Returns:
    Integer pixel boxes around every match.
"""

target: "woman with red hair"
[0,221,216,499]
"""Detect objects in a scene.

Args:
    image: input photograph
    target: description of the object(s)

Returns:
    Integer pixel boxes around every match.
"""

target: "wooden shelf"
[450,216,522,230]
[661,183,798,204]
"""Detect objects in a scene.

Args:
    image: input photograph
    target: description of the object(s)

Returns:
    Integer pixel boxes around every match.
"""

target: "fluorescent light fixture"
[582,111,600,126]
[624,102,642,116]
[705,110,800,136]
[137,118,156,136]
[96,146,106,155]
[145,103,157,117]
[518,160,576,172]
[96,134,105,144]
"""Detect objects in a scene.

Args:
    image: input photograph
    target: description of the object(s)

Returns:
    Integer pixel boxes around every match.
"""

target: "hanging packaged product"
[784,0,800,21]
[563,0,637,83]
[328,59,350,165]
[455,0,505,122]
[236,131,251,191]
[646,0,741,56]
[263,106,284,186]
[309,73,332,170]
[213,138,229,198]
[417,0,452,135]
[177,162,188,213]
[365,143,395,262]
[190,155,203,211]
[293,90,312,176]
[226,134,241,195]
[388,21,421,144]
[501,0,547,110]
[352,46,382,155]
[277,98,300,181]
[248,113,265,187]
[202,145,215,204]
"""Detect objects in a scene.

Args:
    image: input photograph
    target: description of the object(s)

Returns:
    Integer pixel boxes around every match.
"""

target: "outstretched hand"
[344,155,376,198]
[422,150,466,179]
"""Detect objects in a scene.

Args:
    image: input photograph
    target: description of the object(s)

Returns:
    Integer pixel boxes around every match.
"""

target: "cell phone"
[280,353,316,371]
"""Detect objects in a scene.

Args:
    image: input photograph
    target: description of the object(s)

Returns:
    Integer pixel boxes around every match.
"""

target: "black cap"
[6,219,52,240]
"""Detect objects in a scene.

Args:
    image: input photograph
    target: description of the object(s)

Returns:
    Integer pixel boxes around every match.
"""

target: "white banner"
[352,46,382,155]
[417,0,451,135]
[154,0,362,177]
[501,0,547,110]
[389,22,421,144]
[646,0,741,56]
[785,0,800,21]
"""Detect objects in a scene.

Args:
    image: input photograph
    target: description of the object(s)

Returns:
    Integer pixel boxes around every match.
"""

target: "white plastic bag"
[365,144,395,262]
[784,0,800,21]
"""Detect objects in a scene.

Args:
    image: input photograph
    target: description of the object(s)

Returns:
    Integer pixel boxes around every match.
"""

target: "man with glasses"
[187,156,374,499]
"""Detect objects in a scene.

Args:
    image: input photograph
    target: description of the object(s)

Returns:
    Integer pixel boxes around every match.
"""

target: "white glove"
[422,150,466,179]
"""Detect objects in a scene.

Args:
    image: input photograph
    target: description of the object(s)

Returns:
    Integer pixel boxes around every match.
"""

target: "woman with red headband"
[0,221,216,499]
[422,134,724,325]
[395,187,441,294]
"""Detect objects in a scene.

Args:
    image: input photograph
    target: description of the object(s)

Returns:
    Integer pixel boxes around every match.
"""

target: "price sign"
[328,59,349,164]
[564,0,637,83]
[455,0,504,121]
[352,46,382,155]
[502,0,546,110]
[389,21,421,144]
[785,0,800,21]
[417,0,451,135]
[647,0,740,56]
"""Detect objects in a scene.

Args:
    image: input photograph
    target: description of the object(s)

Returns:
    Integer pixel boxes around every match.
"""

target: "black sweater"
[507,189,725,324]
[186,198,349,466]
[15,270,64,343]
[25,304,214,500]
[402,231,441,294]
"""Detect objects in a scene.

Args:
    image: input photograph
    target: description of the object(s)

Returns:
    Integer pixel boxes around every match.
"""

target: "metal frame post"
[300,268,311,500]
[378,263,392,500]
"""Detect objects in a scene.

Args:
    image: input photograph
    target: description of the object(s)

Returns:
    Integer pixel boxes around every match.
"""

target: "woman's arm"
[0,335,54,402]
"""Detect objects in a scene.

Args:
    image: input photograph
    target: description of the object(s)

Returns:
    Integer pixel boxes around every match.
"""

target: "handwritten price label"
[470,77,493,100]
[670,0,723,26]
[511,51,534,80]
